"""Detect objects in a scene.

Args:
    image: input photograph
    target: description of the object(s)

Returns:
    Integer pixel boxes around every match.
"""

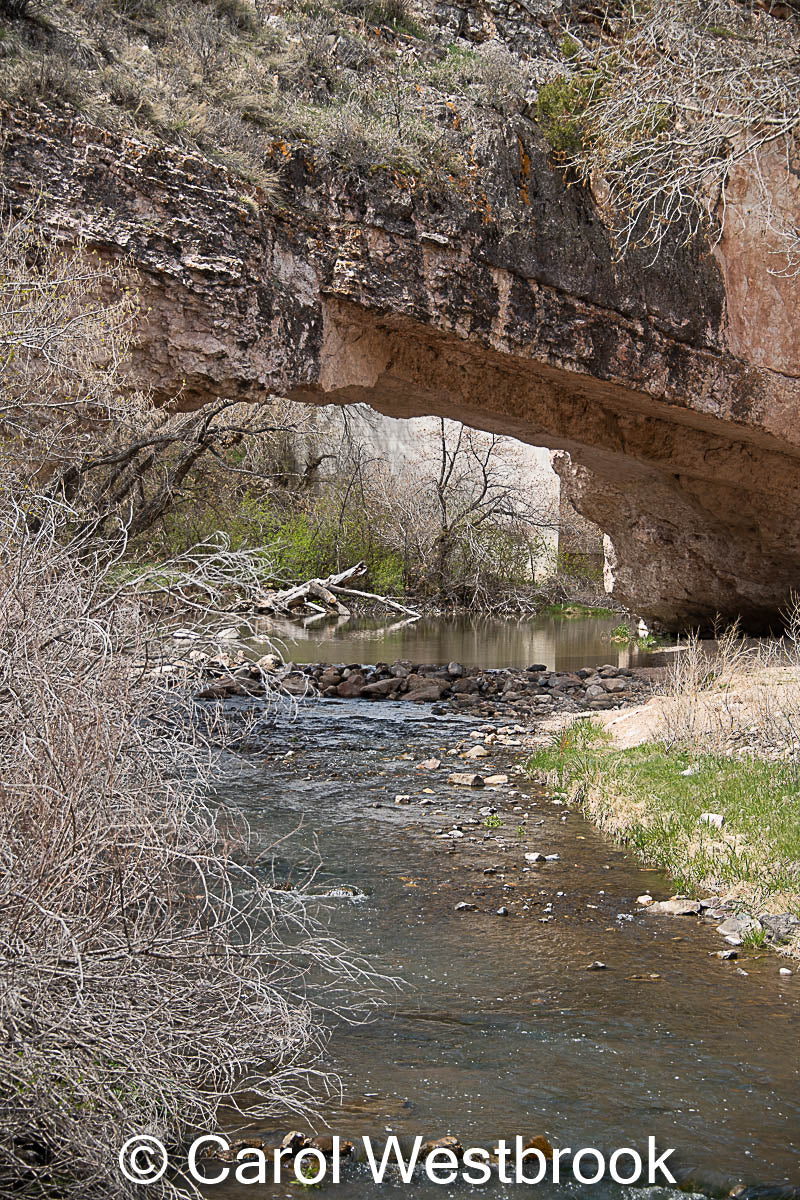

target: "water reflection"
[252,613,655,672]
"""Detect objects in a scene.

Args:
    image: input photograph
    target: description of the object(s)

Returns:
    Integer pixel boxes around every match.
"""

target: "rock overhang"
[2,102,798,632]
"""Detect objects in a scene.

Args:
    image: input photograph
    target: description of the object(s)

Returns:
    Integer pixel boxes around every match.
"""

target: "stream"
[211,617,799,1199]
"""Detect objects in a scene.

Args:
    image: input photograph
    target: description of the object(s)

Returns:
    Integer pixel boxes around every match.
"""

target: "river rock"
[463,744,489,759]
[447,661,465,677]
[361,678,397,698]
[451,677,479,694]
[522,1137,554,1159]
[422,1137,464,1158]
[337,673,366,697]
[524,852,545,863]
[636,894,654,906]
[402,681,448,702]
[309,1135,354,1157]
[648,898,702,916]
[455,902,477,912]
[195,677,242,699]
[417,758,441,770]
[448,773,485,787]
[281,1131,309,1154]
[779,967,793,976]
[281,672,310,696]
[717,915,760,939]
[484,774,509,785]
[760,913,800,943]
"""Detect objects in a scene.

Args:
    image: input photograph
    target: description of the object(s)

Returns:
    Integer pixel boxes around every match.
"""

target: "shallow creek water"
[210,621,799,1200]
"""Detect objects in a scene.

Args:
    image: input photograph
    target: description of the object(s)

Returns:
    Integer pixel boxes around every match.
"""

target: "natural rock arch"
[3,103,798,631]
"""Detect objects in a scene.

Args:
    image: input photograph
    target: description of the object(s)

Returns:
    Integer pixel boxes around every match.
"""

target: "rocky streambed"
[211,695,800,1200]
[195,656,653,720]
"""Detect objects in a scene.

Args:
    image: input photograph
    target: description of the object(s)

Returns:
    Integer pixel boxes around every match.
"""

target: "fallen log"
[328,586,421,619]
[254,563,367,616]
[252,563,422,620]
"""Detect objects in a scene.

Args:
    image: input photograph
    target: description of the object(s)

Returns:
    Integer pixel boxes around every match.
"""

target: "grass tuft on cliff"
[0,0,540,184]
[528,720,800,920]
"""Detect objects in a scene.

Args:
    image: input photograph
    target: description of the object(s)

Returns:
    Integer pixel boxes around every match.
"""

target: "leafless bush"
[556,0,800,270]
[465,40,532,114]
[0,501,383,1198]
[0,203,384,1197]
[362,418,560,608]
[0,209,309,547]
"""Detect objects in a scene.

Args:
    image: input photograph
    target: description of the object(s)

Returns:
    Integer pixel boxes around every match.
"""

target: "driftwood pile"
[251,563,421,620]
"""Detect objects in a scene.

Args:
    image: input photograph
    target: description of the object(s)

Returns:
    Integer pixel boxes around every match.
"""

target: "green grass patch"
[540,602,616,618]
[535,72,600,157]
[528,723,800,912]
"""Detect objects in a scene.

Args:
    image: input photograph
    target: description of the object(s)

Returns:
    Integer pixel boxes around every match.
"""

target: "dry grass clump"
[0,0,535,183]
[657,611,800,764]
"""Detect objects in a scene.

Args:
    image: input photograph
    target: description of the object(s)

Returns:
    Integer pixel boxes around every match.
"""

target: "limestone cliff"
[1,30,798,629]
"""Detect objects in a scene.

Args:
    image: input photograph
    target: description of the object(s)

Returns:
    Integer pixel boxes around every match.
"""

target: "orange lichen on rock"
[518,134,531,205]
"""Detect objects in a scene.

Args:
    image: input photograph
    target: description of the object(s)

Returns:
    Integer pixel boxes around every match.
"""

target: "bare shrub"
[554,0,800,269]
[0,503,381,1197]
[466,40,531,113]
[0,205,383,1197]
[0,209,308,547]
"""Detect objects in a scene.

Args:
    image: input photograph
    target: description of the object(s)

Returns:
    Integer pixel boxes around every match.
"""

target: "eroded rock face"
[2,102,799,631]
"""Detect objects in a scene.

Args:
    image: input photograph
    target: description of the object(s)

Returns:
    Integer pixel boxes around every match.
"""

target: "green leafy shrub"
[535,72,600,156]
